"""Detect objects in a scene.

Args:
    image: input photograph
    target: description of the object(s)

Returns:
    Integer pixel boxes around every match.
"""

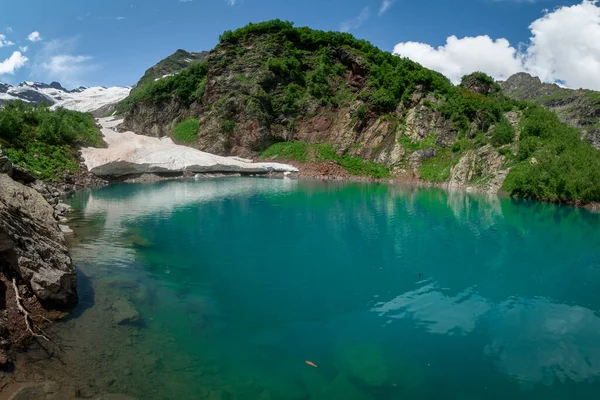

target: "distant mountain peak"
[0,79,131,114]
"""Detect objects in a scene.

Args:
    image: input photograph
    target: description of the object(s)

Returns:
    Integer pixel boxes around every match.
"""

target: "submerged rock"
[335,342,389,387]
[317,373,369,400]
[111,299,140,325]
[0,174,77,305]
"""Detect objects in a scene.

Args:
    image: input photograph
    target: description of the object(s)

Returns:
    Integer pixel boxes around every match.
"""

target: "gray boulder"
[0,148,12,176]
[0,174,77,305]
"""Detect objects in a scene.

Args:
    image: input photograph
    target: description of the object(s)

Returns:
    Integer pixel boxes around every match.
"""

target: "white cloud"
[32,38,97,87]
[27,31,42,42]
[225,0,236,4]
[41,55,94,83]
[340,7,370,32]
[0,34,14,47]
[394,35,523,83]
[0,51,28,75]
[19,45,29,53]
[379,0,394,16]
[393,0,600,90]
[116,16,126,20]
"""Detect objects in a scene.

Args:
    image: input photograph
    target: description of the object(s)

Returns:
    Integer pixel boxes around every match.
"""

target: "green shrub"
[172,118,199,143]
[502,106,600,202]
[0,102,102,180]
[491,118,515,147]
[260,142,389,178]
[419,150,458,182]
[220,119,237,134]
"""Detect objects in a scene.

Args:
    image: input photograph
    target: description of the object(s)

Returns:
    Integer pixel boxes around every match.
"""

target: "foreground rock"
[81,117,298,177]
[0,174,77,305]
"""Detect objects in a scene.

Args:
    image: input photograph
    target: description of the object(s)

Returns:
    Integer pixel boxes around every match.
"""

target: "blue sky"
[0,0,594,89]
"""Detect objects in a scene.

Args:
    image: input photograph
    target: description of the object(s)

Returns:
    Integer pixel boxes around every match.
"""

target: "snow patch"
[81,118,299,176]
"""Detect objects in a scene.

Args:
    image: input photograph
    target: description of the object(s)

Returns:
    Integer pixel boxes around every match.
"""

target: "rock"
[0,148,12,176]
[54,202,72,215]
[0,174,77,305]
[59,225,73,234]
[7,381,60,399]
[409,147,437,168]
[0,349,11,367]
[111,299,140,325]
[11,166,36,184]
[82,118,298,177]
[91,395,137,400]
[317,373,369,400]
[335,343,389,387]
[448,144,507,193]
[208,390,234,400]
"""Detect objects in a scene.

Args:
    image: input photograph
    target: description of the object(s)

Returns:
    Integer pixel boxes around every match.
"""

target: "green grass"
[0,102,102,181]
[419,149,459,182]
[260,142,389,178]
[398,134,437,152]
[260,142,309,162]
[4,143,79,181]
[171,118,199,144]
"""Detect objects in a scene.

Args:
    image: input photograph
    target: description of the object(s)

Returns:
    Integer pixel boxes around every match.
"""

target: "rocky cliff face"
[116,22,600,202]
[0,149,77,365]
[0,171,77,306]
[500,72,600,149]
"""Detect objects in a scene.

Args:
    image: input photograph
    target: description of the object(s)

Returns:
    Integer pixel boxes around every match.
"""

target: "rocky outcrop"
[500,72,600,149]
[83,118,298,177]
[0,173,77,305]
[0,149,12,175]
[448,145,508,193]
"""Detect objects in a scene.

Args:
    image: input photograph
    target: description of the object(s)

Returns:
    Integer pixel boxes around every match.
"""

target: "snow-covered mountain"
[0,81,131,114]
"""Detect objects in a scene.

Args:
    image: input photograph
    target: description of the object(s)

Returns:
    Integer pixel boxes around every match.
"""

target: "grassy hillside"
[500,72,600,149]
[0,102,102,181]
[116,20,600,204]
[115,50,208,115]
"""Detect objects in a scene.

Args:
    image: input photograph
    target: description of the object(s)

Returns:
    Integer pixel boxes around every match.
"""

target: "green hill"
[115,20,600,204]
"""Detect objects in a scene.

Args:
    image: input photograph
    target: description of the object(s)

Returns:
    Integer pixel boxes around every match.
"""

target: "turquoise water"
[64,178,600,399]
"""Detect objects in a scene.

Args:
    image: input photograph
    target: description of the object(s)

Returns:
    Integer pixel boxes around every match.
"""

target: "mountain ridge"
[499,72,600,149]
[114,20,600,204]
[0,80,131,115]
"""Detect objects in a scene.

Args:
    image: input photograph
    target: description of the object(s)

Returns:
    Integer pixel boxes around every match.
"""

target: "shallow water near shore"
[25,178,600,399]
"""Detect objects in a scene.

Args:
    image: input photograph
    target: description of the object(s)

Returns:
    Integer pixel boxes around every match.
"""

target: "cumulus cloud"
[393,0,600,90]
[19,45,29,53]
[0,51,28,75]
[0,34,15,47]
[27,31,42,42]
[340,7,370,32]
[394,35,523,83]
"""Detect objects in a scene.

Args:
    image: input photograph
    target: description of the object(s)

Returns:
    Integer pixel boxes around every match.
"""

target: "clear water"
[61,178,600,399]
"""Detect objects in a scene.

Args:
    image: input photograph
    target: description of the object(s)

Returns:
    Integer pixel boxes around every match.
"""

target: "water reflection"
[372,283,492,335]
[373,283,600,386]
[60,178,600,399]
[485,298,600,385]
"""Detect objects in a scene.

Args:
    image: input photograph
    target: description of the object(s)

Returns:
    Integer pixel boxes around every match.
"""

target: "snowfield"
[0,81,131,113]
